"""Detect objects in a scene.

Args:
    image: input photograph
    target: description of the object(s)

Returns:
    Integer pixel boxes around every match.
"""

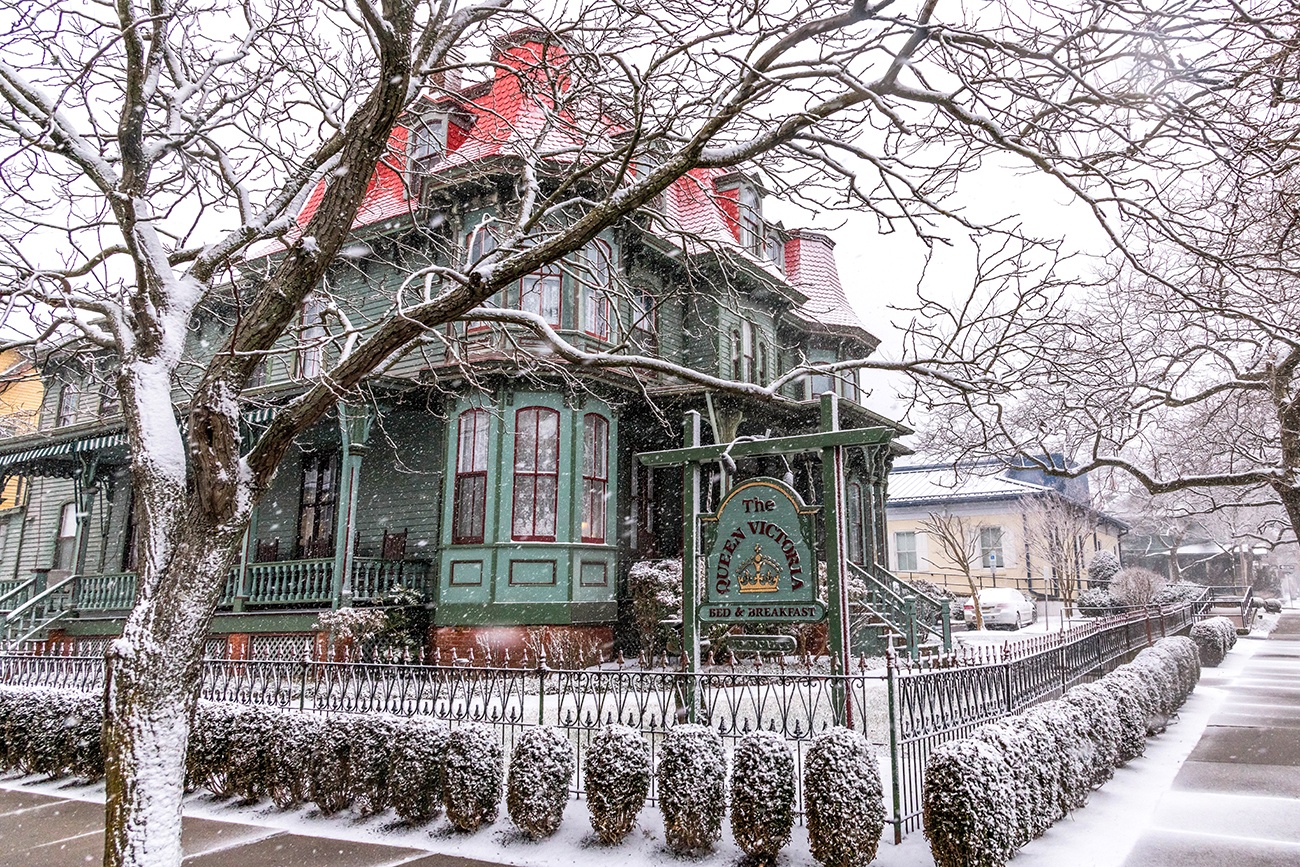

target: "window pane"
[536,411,559,471]
[534,476,558,537]
[895,531,918,572]
[512,477,536,537]
[515,411,538,471]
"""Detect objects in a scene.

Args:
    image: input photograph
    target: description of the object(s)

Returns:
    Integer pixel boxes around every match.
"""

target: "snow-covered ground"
[2,632,1250,867]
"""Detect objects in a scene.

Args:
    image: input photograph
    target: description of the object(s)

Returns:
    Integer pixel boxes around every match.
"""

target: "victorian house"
[0,32,902,660]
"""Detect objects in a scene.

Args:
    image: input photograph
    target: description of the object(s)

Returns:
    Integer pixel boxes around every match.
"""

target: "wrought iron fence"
[0,601,1195,841]
[883,602,1196,840]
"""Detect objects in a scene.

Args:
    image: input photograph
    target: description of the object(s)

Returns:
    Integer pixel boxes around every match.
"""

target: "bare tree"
[918,511,983,629]
[1021,494,1097,616]
[0,1,1268,863]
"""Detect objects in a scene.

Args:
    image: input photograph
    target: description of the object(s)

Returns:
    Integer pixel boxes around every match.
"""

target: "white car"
[963,588,1036,630]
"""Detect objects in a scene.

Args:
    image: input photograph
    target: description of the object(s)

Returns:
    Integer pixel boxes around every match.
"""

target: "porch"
[0,555,432,646]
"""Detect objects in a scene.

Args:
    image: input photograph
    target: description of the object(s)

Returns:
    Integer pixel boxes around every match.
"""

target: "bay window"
[452,409,489,544]
[520,269,561,326]
[582,414,609,543]
[512,407,559,541]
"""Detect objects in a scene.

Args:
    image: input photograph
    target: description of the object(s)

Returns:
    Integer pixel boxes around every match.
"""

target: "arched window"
[466,223,497,266]
[847,481,864,565]
[297,294,325,379]
[53,502,77,570]
[519,268,561,326]
[757,343,768,385]
[512,407,559,541]
[581,241,612,340]
[731,329,743,380]
[582,414,609,543]
[742,321,755,382]
[56,384,78,427]
[452,409,489,544]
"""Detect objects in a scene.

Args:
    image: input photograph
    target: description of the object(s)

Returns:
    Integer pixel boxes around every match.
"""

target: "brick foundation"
[431,624,615,668]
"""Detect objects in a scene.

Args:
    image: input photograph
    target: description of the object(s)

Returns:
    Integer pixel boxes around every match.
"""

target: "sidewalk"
[1119,612,1300,866]
[0,788,503,867]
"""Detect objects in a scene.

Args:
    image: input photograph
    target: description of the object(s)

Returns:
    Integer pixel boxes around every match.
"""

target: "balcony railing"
[60,558,432,613]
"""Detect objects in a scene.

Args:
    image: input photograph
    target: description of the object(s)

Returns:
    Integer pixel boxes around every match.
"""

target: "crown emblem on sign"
[736,543,782,593]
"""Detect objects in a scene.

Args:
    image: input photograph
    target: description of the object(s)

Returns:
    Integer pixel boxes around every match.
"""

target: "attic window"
[407,113,447,204]
[737,184,763,254]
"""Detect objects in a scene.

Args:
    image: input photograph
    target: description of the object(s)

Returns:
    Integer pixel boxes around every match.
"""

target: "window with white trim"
[519,269,561,327]
[894,531,918,572]
[581,241,613,340]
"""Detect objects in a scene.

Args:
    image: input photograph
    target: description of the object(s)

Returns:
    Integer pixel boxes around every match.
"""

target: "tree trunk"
[103,516,245,867]
[964,572,984,630]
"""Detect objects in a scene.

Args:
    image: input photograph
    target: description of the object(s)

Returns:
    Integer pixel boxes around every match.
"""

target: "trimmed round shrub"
[442,723,504,832]
[924,738,1016,867]
[1264,598,1283,614]
[1102,665,1162,735]
[228,704,285,801]
[188,702,241,795]
[730,730,795,862]
[1191,617,1236,667]
[351,714,401,816]
[391,718,450,823]
[583,724,651,844]
[1097,671,1149,763]
[507,727,574,840]
[1077,588,1119,617]
[1003,711,1062,839]
[266,710,319,809]
[1153,582,1206,606]
[804,726,885,867]
[1,688,102,780]
[1062,682,1121,786]
[657,724,726,852]
[1086,551,1121,587]
[309,716,362,813]
[972,722,1041,847]
[1021,700,1094,814]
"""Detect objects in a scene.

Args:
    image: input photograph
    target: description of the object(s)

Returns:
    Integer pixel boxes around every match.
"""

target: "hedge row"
[1190,616,1238,667]
[0,687,103,781]
[923,636,1201,867]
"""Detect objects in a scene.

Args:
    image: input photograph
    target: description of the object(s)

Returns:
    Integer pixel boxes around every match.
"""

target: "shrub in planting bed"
[1021,700,1094,814]
[972,721,1043,847]
[0,687,102,781]
[657,724,726,852]
[442,723,503,832]
[266,710,319,809]
[305,716,356,813]
[804,726,885,867]
[391,718,450,823]
[1077,588,1119,617]
[730,730,796,862]
[507,727,573,840]
[187,702,240,795]
[1062,683,1121,786]
[925,636,1201,867]
[1096,672,1148,764]
[229,705,284,801]
[583,724,651,844]
[1191,617,1237,667]
[924,738,1017,867]
[351,714,401,816]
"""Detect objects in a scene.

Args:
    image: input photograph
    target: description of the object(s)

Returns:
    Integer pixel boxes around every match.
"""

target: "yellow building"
[885,459,1126,599]
[0,349,42,583]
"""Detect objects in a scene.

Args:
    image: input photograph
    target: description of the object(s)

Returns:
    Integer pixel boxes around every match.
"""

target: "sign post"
[681,411,702,723]
[820,393,853,727]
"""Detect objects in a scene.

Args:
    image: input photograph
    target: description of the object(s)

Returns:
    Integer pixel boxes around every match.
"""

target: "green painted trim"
[210,611,325,633]
[638,426,895,467]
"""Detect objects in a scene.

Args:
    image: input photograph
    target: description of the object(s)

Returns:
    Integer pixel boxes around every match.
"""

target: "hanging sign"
[698,477,824,623]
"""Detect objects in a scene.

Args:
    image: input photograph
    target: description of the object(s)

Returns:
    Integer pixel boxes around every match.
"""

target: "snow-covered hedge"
[1191,617,1238,667]
[657,724,726,852]
[1152,582,1206,606]
[442,723,504,832]
[351,714,401,816]
[730,730,796,861]
[804,726,885,867]
[924,636,1201,867]
[1077,588,1120,617]
[924,738,1017,867]
[0,686,101,781]
[583,724,651,844]
[1086,551,1122,587]
[391,718,450,823]
[309,716,363,813]
[507,727,573,840]
[628,558,682,655]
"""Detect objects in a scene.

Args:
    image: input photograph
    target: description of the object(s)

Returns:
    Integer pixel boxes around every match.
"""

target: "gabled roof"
[888,464,1052,507]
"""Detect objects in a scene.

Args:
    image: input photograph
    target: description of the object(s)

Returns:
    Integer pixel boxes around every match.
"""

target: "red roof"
[278,33,874,345]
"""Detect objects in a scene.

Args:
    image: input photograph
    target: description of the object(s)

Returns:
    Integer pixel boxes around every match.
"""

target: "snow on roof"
[887,463,1053,507]
[783,230,873,344]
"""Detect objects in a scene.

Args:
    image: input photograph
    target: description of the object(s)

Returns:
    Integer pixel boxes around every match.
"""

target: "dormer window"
[737,184,763,254]
[764,228,785,272]
[466,223,497,267]
[407,112,447,204]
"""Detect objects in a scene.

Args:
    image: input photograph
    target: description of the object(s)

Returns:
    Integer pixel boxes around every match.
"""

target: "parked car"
[963,588,1036,630]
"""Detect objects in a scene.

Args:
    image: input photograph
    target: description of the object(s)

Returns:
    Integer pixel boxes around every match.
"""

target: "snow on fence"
[0,601,1196,842]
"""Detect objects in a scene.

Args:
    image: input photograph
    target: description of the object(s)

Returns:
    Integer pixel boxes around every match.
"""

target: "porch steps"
[1,574,76,651]
[847,561,953,659]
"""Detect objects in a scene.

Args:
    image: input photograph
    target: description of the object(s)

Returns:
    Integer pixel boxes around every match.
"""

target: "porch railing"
[42,558,433,614]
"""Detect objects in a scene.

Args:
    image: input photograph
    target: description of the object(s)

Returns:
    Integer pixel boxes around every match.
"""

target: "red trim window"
[582,413,609,543]
[520,269,561,327]
[512,407,560,541]
[452,409,489,544]
[581,241,613,340]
